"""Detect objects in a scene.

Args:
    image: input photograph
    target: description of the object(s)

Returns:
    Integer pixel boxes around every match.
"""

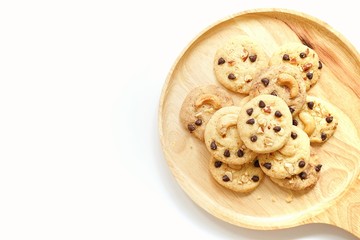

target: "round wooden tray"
[158,8,360,237]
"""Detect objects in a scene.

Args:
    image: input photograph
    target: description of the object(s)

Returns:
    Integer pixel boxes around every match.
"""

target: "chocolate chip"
[254,159,260,167]
[246,108,253,116]
[263,162,272,170]
[291,132,298,139]
[283,54,290,61]
[259,100,266,108]
[188,124,195,132]
[293,119,298,126]
[289,107,295,114]
[326,116,333,123]
[210,141,217,150]
[214,160,222,168]
[218,57,225,65]
[224,149,230,157]
[315,164,323,172]
[237,149,244,157]
[299,52,307,58]
[307,101,314,110]
[321,132,327,141]
[249,55,257,62]
[246,118,255,125]
[222,175,230,182]
[318,61,323,69]
[270,90,277,96]
[299,171,307,179]
[251,175,260,182]
[261,78,269,87]
[273,126,281,132]
[306,72,313,80]
[228,73,236,80]
[194,119,202,126]
[298,160,306,168]
[250,135,257,142]
[275,110,282,118]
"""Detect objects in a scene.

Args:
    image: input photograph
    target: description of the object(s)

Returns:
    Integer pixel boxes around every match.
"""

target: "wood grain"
[158,8,360,238]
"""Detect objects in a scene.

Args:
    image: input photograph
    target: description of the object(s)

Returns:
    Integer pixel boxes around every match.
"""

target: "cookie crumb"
[285,193,293,203]
[271,197,276,202]
[257,196,262,200]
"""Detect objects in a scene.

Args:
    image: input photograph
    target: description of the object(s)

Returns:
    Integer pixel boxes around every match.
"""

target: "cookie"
[258,126,311,179]
[269,42,322,91]
[293,96,338,143]
[209,157,264,193]
[180,85,234,141]
[214,36,268,94]
[204,106,257,165]
[237,95,292,153]
[270,154,322,190]
[249,64,307,116]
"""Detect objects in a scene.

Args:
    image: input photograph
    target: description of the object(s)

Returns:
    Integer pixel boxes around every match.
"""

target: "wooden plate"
[158,8,360,238]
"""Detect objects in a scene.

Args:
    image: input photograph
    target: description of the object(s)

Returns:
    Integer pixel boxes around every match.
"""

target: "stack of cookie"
[179,36,338,193]
[236,95,323,191]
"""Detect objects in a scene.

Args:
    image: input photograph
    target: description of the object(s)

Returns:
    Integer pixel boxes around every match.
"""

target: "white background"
[0,0,359,239]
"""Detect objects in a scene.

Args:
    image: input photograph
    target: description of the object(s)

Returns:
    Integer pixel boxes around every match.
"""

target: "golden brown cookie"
[204,106,257,165]
[214,36,268,94]
[249,64,306,116]
[269,42,322,91]
[237,95,292,153]
[209,157,264,193]
[270,154,322,190]
[293,96,338,143]
[179,85,234,141]
[258,126,311,179]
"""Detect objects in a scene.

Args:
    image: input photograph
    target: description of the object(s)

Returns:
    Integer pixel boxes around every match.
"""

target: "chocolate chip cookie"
[237,95,292,153]
[180,85,234,141]
[270,154,322,190]
[214,36,268,94]
[204,106,257,165]
[293,96,338,143]
[269,42,322,91]
[249,64,306,116]
[258,126,311,179]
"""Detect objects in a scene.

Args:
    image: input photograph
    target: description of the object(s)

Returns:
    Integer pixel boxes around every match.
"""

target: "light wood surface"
[158,8,360,238]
